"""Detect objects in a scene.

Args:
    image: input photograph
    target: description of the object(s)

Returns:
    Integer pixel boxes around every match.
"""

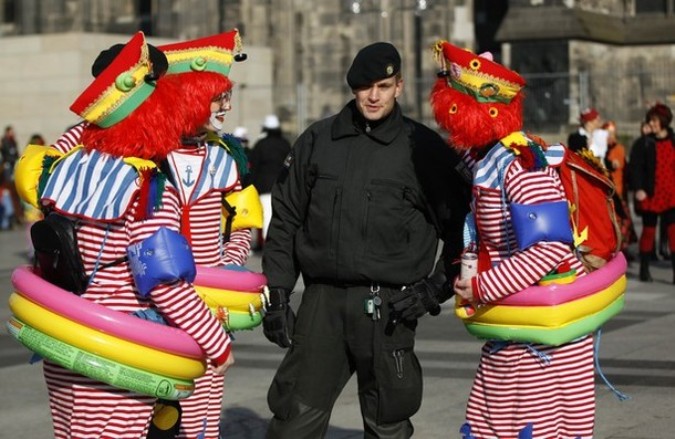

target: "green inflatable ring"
[6,317,194,400]
[210,307,263,331]
[463,295,624,346]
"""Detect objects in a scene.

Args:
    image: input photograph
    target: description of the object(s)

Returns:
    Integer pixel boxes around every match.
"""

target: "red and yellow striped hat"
[70,32,157,128]
[158,29,244,76]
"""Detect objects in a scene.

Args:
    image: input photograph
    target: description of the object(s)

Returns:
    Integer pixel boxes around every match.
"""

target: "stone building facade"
[2,0,675,141]
[499,0,675,135]
[0,0,473,139]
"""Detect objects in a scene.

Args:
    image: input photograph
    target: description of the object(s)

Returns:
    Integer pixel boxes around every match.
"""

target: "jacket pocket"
[376,342,423,424]
[363,179,410,258]
[303,173,339,249]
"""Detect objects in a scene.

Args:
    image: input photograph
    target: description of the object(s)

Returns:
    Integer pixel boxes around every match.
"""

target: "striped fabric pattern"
[463,141,595,439]
[44,189,231,439]
[467,337,595,439]
[41,149,141,221]
[47,128,250,438]
[167,145,238,204]
[169,147,251,439]
[52,122,87,154]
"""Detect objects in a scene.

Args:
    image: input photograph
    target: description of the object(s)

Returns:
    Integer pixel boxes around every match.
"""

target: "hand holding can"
[460,252,478,280]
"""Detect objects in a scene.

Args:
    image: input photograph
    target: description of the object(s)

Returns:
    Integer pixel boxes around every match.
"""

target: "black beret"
[91,43,168,79]
[346,42,401,89]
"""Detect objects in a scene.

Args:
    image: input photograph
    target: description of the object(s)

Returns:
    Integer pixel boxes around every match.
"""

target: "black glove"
[262,288,295,348]
[389,272,452,323]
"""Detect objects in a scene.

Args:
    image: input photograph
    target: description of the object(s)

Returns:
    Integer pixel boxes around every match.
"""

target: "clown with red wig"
[430,41,596,438]
[44,31,253,439]
[31,32,233,439]
[155,30,253,439]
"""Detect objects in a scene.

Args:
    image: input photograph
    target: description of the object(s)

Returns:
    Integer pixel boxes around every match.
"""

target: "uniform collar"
[332,100,403,144]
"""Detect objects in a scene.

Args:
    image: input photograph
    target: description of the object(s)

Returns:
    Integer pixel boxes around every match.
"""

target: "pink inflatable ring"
[194,264,267,292]
[11,266,204,359]
[493,252,627,307]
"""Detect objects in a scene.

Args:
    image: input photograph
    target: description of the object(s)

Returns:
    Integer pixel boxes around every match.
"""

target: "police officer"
[261,42,470,438]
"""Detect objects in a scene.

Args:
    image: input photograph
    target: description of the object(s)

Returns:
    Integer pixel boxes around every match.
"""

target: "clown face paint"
[208,110,227,132]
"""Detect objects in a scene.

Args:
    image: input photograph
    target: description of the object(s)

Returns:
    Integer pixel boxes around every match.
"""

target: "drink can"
[460,252,478,280]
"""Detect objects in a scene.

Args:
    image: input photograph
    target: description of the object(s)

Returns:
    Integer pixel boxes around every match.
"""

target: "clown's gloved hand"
[389,272,453,324]
[262,288,295,348]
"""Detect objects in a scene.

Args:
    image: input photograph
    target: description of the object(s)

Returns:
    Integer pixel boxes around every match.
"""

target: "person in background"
[1,125,22,227]
[629,103,675,283]
[233,126,251,153]
[1,125,19,179]
[604,121,627,199]
[604,120,636,262]
[248,114,291,247]
[260,41,469,438]
[568,107,608,160]
[29,133,46,145]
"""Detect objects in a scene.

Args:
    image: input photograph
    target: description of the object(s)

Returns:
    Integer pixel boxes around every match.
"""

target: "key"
[364,298,374,315]
[372,295,382,321]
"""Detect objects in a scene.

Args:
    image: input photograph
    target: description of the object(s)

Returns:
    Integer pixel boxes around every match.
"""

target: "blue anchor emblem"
[182,165,195,187]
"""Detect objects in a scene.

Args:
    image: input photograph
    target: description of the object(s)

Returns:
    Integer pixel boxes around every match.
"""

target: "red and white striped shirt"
[463,146,595,439]
[44,185,231,439]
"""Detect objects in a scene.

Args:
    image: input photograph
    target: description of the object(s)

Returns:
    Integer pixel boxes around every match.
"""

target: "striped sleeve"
[476,162,574,303]
[125,191,231,364]
[223,228,252,265]
[51,122,87,153]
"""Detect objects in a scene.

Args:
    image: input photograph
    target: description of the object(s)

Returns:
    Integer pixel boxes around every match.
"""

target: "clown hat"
[70,32,158,128]
[434,40,525,104]
[158,29,245,76]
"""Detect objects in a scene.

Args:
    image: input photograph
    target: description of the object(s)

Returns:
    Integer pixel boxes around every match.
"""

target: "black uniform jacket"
[263,100,471,292]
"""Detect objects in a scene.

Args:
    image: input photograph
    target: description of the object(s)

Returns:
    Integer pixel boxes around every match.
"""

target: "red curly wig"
[430,77,524,150]
[80,72,232,160]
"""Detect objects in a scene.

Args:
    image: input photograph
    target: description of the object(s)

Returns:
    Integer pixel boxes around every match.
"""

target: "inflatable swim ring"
[9,293,206,380]
[455,253,627,346]
[457,275,625,327]
[210,306,263,331]
[194,285,263,312]
[6,317,194,400]
[192,264,265,331]
[11,266,204,359]
[463,297,624,346]
[194,264,266,292]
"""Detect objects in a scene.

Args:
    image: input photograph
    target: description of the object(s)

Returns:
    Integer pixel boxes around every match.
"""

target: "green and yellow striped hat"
[158,29,244,76]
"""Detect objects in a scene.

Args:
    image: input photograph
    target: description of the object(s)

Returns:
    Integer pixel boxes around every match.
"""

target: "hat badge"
[386,64,394,76]
[479,83,500,98]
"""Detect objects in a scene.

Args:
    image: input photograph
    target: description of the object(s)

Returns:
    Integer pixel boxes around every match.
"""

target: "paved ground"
[0,224,673,438]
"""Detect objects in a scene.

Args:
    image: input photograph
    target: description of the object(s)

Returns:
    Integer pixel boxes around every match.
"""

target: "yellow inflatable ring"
[464,295,625,346]
[9,293,206,380]
[6,317,194,400]
[456,275,625,327]
[195,285,263,312]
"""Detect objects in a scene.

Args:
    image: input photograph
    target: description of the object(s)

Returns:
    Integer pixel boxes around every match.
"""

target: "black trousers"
[266,283,422,439]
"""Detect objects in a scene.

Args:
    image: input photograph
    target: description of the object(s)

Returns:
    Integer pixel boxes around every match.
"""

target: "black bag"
[31,213,89,295]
